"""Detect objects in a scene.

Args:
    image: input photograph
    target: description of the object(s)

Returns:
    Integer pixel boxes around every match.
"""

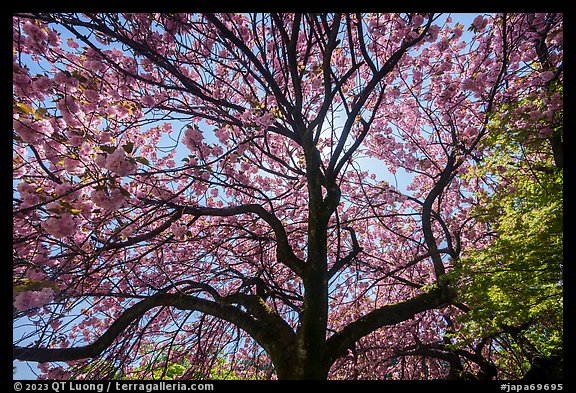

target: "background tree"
[13,13,562,380]
[447,80,563,380]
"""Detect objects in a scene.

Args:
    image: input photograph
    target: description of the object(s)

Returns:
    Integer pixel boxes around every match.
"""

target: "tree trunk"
[271,343,331,380]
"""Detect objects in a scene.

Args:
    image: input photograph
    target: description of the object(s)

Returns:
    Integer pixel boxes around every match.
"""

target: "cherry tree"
[13,13,563,380]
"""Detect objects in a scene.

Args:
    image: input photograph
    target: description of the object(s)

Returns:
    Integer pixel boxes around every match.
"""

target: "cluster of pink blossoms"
[214,127,230,144]
[41,213,77,238]
[472,15,488,31]
[90,188,127,211]
[239,109,275,128]
[170,222,188,239]
[38,364,72,380]
[14,287,55,311]
[102,147,137,176]
[13,118,53,145]
[182,125,204,151]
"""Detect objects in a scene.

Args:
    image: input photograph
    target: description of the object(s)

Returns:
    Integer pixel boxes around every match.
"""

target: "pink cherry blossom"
[90,188,127,211]
[472,15,488,31]
[169,222,188,239]
[14,287,55,311]
[182,125,203,151]
[539,71,555,82]
[41,214,77,238]
[104,147,137,176]
[453,26,463,39]
[412,15,424,26]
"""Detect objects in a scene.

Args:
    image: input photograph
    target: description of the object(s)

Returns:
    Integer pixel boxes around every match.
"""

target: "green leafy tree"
[449,82,563,379]
[70,351,268,380]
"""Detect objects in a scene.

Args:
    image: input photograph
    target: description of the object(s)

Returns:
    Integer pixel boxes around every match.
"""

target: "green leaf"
[34,107,48,120]
[99,145,116,153]
[13,279,60,295]
[15,102,35,115]
[122,141,134,154]
[135,156,150,166]
[59,201,73,209]
[71,70,88,84]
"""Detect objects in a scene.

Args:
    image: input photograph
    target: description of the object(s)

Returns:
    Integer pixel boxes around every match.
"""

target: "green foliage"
[71,347,266,380]
[452,170,562,352]
[449,86,563,361]
[146,361,188,380]
[126,355,247,380]
[185,357,264,380]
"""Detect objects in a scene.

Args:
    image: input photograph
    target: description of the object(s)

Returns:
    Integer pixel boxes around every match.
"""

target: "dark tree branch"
[14,291,297,365]
[96,208,186,251]
[12,292,246,362]
[328,226,362,278]
[326,285,454,363]
[421,154,456,281]
[326,15,435,181]
[204,13,300,130]
[395,341,497,380]
[28,144,63,185]
[143,199,305,277]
